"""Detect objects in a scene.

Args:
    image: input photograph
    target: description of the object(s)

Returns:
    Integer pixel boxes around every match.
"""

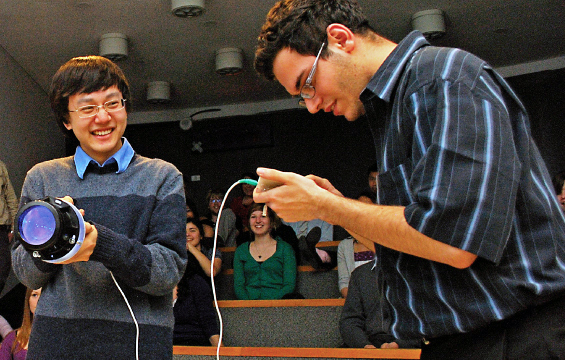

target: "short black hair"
[49,56,132,137]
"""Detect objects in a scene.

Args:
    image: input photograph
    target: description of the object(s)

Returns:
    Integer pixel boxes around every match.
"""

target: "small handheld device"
[256,177,284,192]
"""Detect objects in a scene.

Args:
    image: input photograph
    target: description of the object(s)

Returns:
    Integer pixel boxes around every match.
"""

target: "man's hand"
[253,168,342,222]
[58,196,97,264]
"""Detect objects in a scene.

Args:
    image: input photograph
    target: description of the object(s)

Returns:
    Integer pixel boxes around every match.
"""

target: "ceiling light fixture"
[99,33,128,61]
[171,0,205,18]
[147,81,171,104]
[411,9,446,40]
[215,47,243,75]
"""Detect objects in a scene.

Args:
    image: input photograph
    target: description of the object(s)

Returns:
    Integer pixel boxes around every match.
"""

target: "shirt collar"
[360,30,429,104]
[74,137,135,179]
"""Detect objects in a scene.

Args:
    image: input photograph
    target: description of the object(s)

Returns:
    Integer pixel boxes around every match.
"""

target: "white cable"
[210,180,241,360]
[110,271,140,360]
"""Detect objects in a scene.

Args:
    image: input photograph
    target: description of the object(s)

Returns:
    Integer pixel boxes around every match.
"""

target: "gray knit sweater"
[11,154,187,359]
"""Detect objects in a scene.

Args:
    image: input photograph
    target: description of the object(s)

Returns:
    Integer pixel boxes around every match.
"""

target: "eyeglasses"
[69,99,127,118]
[298,43,325,107]
[210,199,222,204]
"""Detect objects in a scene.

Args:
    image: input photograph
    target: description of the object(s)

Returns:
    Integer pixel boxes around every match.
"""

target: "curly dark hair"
[49,55,132,137]
[254,0,375,81]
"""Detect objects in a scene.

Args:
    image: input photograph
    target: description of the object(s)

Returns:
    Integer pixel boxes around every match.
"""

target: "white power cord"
[110,271,140,360]
[210,179,258,360]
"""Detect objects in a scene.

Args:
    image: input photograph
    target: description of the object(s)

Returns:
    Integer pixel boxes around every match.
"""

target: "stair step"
[213,299,345,348]
[173,346,421,359]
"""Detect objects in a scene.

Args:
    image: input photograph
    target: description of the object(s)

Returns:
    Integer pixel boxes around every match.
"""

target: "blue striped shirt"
[361,31,565,339]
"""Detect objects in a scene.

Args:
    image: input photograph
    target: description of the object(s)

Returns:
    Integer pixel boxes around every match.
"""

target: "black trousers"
[420,294,565,360]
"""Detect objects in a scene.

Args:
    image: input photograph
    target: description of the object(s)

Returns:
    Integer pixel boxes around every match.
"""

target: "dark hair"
[254,0,375,80]
[185,198,201,219]
[367,162,378,175]
[552,171,565,195]
[248,202,281,238]
[186,217,205,238]
[240,171,258,181]
[49,55,132,137]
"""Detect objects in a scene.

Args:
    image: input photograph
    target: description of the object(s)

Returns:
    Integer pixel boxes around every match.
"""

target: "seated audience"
[285,219,336,269]
[0,316,11,340]
[233,203,297,300]
[0,288,41,360]
[337,236,375,298]
[173,252,221,347]
[186,218,222,278]
[230,172,257,243]
[340,262,419,349]
[201,188,238,247]
[185,197,200,220]
[356,163,378,204]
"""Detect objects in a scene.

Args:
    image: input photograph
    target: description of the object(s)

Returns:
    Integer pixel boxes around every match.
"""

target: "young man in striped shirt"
[253,0,565,358]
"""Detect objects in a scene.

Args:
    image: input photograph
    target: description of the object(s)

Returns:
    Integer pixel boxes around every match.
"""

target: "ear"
[326,23,356,53]
[63,120,73,131]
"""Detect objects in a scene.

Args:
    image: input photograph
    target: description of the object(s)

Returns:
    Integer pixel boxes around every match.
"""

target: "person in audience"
[0,316,11,340]
[185,197,200,220]
[201,188,238,247]
[337,236,374,298]
[233,203,297,299]
[285,219,336,269]
[173,252,221,347]
[230,172,258,243]
[0,159,18,293]
[357,163,378,204]
[186,217,222,278]
[552,171,565,213]
[340,261,419,349]
[0,288,41,360]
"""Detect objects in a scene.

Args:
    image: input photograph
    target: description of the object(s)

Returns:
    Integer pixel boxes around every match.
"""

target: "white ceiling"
[1,0,564,114]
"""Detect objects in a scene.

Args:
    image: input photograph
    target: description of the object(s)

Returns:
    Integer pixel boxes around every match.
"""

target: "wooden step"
[212,299,345,348]
[173,346,421,359]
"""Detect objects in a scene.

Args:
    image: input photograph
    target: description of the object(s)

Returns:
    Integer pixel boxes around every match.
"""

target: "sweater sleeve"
[277,240,297,298]
[233,245,249,300]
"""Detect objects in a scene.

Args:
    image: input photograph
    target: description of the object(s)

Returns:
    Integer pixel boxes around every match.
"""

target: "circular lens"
[19,205,57,246]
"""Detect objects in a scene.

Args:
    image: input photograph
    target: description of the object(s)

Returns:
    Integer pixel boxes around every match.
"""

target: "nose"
[94,107,111,122]
[305,96,322,114]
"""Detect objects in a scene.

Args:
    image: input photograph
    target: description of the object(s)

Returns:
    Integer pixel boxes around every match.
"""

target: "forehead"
[272,47,311,96]
[69,85,122,104]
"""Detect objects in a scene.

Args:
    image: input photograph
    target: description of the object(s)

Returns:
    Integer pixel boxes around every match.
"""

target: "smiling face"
[249,210,271,236]
[65,85,127,164]
[186,221,202,248]
[272,46,366,122]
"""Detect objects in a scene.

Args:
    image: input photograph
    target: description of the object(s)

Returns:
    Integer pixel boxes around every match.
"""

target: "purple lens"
[19,205,56,246]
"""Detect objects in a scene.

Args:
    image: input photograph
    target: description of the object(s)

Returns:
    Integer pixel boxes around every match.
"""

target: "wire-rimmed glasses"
[298,43,325,107]
[69,99,127,118]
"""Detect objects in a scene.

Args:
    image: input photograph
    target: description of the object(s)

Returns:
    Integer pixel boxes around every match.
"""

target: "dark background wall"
[66,68,565,214]
[123,110,377,215]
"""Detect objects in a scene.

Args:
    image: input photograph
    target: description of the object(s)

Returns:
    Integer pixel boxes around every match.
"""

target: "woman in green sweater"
[233,203,297,300]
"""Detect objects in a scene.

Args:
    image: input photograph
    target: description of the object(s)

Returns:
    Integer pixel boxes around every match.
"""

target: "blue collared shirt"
[362,31,565,339]
[74,138,135,179]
